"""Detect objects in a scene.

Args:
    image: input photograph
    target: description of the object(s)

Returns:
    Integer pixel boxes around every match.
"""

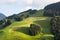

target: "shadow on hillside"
[0,31,5,37]
[13,27,30,35]
[34,20,49,26]
[34,20,51,34]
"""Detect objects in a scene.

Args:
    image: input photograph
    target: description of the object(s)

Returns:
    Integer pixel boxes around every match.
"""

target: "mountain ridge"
[0,13,6,20]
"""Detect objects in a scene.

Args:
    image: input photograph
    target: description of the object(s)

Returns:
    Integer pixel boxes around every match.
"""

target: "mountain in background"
[44,2,60,16]
[0,13,6,20]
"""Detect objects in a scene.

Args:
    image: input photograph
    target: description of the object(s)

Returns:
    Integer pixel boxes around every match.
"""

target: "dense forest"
[50,17,60,40]
[44,2,60,17]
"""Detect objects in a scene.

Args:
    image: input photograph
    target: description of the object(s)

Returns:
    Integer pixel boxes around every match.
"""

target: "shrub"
[29,24,41,36]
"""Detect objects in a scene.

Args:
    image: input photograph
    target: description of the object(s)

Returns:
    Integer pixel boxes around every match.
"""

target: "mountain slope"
[0,10,54,40]
[0,13,6,20]
[44,2,60,16]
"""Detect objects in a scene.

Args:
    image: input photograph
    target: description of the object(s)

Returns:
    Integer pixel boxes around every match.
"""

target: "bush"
[29,24,41,36]
[0,19,12,29]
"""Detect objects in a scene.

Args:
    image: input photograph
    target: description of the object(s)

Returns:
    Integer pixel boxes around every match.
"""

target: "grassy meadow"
[0,10,54,40]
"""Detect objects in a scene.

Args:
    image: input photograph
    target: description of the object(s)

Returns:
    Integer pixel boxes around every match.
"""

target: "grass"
[0,10,54,40]
[30,10,44,17]
[0,17,54,40]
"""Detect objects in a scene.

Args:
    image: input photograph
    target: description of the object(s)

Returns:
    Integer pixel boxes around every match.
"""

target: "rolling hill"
[0,9,54,40]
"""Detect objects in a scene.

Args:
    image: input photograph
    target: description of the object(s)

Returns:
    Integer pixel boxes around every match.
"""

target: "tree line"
[0,9,37,29]
[0,14,29,29]
[50,16,60,40]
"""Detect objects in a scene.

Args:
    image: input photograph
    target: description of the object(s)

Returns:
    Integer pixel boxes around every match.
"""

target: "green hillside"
[0,10,54,40]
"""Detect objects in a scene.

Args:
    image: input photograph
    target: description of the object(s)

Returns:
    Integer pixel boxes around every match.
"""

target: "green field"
[0,10,54,40]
